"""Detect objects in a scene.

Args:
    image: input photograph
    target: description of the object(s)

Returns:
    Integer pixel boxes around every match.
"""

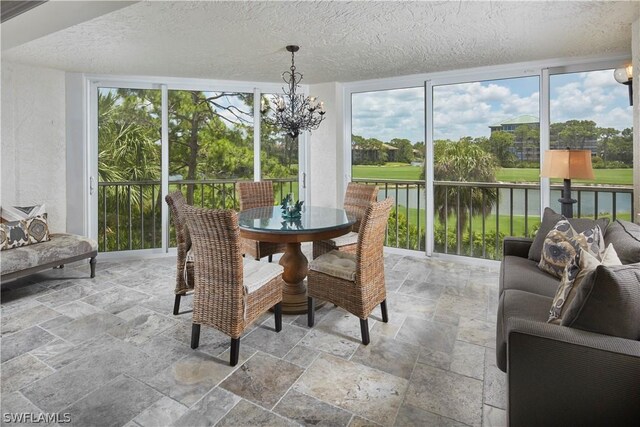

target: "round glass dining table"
[238,206,356,314]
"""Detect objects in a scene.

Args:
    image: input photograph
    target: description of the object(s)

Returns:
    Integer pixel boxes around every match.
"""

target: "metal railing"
[97,177,297,252]
[353,178,634,260]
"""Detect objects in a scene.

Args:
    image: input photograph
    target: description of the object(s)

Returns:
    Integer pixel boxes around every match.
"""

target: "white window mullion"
[540,68,551,214]
[253,88,261,181]
[425,79,434,256]
[161,84,169,252]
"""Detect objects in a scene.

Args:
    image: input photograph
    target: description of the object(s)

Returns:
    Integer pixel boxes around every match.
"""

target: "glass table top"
[238,206,356,234]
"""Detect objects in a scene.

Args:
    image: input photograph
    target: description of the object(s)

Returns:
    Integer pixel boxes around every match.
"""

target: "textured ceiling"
[2,1,639,83]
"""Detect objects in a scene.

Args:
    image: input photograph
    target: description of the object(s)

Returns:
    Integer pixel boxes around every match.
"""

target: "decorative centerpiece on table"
[281,194,303,219]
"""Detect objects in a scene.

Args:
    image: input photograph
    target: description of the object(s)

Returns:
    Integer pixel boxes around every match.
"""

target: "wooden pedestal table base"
[238,206,355,315]
[278,243,325,314]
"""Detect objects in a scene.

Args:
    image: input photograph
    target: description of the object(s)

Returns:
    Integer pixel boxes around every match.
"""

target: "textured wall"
[308,82,343,208]
[1,62,67,232]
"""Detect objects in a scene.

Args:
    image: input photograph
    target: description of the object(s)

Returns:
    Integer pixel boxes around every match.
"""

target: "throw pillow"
[528,207,609,262]
[0,220,30,250]
[548,244,622,324]
[604,219,640,264]
[1,204,47,222]
[538,219,604,279]
[561,263,640,340]
[26,214,51,243]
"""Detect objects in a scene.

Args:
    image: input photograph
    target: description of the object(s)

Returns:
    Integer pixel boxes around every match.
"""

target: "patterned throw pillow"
[26,214,50,243]
[1,204,47,222]
[538,219,604,279]
[0,220,30,250]
[548,244,622,324]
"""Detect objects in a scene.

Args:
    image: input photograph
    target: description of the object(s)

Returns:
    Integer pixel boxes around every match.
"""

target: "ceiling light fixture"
[613,64,633,106]
[263,45,325,139]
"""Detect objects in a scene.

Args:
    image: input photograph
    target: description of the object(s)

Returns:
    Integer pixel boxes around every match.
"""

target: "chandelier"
[263,45,325,139]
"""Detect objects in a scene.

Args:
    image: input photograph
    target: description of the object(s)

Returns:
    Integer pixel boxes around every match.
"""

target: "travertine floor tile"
[274,390,353,427]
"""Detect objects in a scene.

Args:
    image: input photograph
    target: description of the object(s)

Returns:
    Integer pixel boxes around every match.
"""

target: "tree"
[554,120,598,149]
[390,138,415,163]
[482,131,516,167]
[421,139,498,246]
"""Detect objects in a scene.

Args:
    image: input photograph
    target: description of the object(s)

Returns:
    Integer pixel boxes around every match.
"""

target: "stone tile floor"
[1,248,505,427]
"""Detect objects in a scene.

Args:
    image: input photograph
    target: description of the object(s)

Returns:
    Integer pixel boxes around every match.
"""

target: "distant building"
[489,115,540,161]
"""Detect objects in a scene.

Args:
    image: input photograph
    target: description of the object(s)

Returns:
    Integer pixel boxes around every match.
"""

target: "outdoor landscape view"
[352,69,634,258]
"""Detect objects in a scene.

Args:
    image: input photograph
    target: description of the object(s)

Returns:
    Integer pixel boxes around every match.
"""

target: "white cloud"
[351,69,632,144]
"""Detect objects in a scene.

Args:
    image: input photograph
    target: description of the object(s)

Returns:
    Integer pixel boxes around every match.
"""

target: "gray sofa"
[496,219,640,426]
[1,233,97,282]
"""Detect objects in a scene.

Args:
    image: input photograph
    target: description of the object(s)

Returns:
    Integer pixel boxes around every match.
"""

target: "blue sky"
[352,69,633,143]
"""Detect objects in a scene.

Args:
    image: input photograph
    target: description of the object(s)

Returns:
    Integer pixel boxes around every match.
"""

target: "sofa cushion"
[561,263,640,340]
[500,255,559,298]
[604,219,640,265]
[528,207,609,262]
[538,220,604,279]
[496,289,553,372]
[548,244,622,324]
[0,233,98,276]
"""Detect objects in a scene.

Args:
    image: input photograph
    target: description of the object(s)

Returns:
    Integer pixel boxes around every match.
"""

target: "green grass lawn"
[352,164,632,186]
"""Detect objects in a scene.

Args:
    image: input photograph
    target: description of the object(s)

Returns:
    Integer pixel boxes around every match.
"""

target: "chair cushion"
[561,263,640,340]
[325,232,358,248]
[500,255,560,298]
[604,219,640,265]
[528,207,609,262]
[309,250,357,281]
[242,258,283,294]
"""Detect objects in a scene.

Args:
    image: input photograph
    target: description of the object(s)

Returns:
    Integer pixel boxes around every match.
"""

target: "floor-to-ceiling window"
[93,81,299,253]
[351,87,426,250]
[549,68,634,220]
[431,76,540,259]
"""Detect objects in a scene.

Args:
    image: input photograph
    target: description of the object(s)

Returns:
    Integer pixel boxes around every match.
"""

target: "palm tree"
[422,139,498,246]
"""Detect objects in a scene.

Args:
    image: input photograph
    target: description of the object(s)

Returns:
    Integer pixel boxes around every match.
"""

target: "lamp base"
[559,178,576,218]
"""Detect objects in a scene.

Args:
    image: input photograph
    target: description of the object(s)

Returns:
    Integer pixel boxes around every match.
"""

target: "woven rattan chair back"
[356,198,394,288]
[343,182,379,232]
[182,204,245,339]
[238,181,275,210]
[165,191,194,298]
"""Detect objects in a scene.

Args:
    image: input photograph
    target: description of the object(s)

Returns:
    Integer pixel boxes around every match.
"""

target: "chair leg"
[268,254,273,263]
[173,295,181,315]
[381,299,388,323]
[230,338,240,366]
[307,297,315,327]
[274,303,282,332]
[360,319,370,345]
[191,324,200,349]
[89,257,96,278]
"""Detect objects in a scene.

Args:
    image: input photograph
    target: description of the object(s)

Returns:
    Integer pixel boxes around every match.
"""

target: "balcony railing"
[97,178,297,252]
[99,177,633,259]
[354,178,634,260]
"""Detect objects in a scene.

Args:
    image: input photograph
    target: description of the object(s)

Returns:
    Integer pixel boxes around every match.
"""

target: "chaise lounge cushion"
[0,233,97,277]
[500,255,559,298]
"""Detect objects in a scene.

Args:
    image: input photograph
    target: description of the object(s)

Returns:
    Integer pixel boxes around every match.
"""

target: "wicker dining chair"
[183,204,284,366]
[165,191,195,315]
[312,182,378,259]
[237,181,287,262]
[307,198,394,345]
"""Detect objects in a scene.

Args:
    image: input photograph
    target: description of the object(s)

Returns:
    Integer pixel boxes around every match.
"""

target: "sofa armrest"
[506,317,640,426]
[502,237,533,258]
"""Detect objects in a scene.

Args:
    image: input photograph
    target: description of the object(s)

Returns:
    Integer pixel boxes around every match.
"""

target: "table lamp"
[540,149,594,218]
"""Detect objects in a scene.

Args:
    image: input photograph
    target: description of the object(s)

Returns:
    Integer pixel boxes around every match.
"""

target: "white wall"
[1,62,67,232]
[633,18,639,223]
[308,82,344,208]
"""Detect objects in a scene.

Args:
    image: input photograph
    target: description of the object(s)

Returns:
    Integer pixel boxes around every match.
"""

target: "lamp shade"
[540,150,595,180]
